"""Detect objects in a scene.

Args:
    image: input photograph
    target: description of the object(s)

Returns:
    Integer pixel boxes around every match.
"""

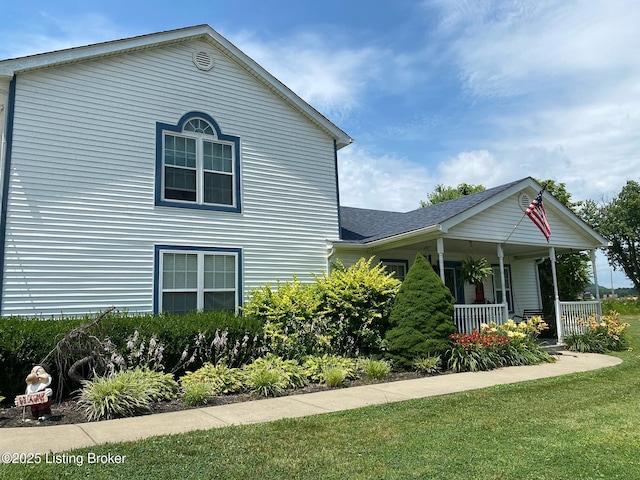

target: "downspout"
[0,76,16,316]
[326,241,335,273]
[437,237,445,283]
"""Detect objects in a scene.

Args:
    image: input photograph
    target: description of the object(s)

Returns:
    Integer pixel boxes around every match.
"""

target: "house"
[0,26,608,341]
[0,25,351,317]
[332,177,609,340]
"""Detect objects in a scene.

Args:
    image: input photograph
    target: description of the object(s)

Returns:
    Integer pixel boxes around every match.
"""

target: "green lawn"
[3,316,640,480]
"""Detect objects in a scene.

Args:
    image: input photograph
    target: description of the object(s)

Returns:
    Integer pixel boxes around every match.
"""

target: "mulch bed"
[0,371,423,428]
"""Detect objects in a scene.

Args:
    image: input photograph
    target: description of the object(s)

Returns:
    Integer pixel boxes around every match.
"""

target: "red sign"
[15,391,48,407]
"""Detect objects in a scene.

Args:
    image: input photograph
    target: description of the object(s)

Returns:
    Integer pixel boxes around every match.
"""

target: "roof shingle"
[340,178,525,243]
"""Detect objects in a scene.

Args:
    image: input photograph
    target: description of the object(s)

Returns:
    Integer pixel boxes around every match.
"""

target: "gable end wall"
[2,40,340,316]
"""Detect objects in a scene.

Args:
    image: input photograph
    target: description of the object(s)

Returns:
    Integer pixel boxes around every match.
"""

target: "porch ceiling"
[353,236,594,261]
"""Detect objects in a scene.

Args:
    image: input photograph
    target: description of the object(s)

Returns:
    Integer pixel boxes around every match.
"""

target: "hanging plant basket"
[460,257,493,302]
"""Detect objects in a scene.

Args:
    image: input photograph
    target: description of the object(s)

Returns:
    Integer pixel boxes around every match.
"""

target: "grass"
[4,316,640,480]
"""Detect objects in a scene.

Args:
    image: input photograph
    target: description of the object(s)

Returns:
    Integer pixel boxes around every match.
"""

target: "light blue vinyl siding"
[1,39,340,316]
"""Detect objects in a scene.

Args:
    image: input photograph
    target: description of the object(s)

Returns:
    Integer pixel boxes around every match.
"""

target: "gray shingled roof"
[340,178,526,243]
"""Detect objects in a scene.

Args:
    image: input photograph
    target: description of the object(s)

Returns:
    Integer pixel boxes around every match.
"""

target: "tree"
[385,254,456,368]
[420,183,485,207]
[534,179,582,211]
[589,180,640,292]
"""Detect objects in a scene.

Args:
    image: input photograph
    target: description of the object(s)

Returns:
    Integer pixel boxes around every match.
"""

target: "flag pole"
[503,211,528,245]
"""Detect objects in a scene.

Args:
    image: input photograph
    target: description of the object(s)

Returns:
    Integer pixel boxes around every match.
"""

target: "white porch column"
[590,250,602,316]
[549,246,563,342]
[437,237,445,283]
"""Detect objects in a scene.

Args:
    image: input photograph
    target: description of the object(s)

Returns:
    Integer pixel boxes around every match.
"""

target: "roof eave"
[334,224,444,249]
[0,25,212,76]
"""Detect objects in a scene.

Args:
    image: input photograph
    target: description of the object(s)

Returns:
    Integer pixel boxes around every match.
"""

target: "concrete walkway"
[0,352,621,455]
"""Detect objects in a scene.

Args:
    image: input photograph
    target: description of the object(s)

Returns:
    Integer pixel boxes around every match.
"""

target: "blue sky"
[1,0,637,288]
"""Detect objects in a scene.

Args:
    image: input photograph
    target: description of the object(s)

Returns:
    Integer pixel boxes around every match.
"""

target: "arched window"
[155,112,241,212]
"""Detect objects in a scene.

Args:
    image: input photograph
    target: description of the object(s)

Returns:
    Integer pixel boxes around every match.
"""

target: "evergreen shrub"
[385,254,456,368]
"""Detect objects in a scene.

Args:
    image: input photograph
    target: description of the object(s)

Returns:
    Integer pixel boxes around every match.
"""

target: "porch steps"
[537,341,566,355]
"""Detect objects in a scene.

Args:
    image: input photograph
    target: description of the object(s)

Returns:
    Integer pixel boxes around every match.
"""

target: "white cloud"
[0,13,127,58]
[424,0,640,204]
[436,150,504,186]
[338,146,435,212]
[432,0,640,99]
[229,30,385,120]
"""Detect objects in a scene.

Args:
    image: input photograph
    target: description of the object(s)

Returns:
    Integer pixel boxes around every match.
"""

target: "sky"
[1,0,637,288]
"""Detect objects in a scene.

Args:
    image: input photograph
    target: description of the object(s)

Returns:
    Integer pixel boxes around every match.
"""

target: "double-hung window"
[155,246,242,314]
[156,113,241,212]
[381,259,408,281]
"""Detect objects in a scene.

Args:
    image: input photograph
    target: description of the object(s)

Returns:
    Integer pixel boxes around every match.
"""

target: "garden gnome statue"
[25,364,53,420]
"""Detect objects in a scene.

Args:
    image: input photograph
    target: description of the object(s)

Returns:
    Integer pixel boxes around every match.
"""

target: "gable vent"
[192,50,214,71]
[518,192,531,212]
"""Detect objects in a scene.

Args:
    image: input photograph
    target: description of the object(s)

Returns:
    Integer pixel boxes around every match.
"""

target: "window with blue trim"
[156,246,241,314]
[156,113,241,212]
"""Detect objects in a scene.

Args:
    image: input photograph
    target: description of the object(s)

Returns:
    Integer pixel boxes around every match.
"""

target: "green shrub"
[357,358,391,382]
[77,367,178,421]
[385,254,456,368]
[314,258,401,356]
[243,354,307,397]
[244,278,322,358]
[139,369,180,402]
[244,257,400,358]
[181,382,215,406]
[0,310,263,398]
[602,298,640,315]
[413,355,442,375]
[0,315,85,398]
[245,368,286,397]
[322,367,348,388]
[302,354,357,383]
[180,363,245,395]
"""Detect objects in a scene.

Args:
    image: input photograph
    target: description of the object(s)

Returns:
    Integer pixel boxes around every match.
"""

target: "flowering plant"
[447,317,554,372]
[565,311,630,353]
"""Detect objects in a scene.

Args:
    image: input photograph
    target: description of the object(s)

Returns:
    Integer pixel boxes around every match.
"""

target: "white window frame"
[381,259,408,281]
[492,265,513,312]
[155,246,241,314]
[162,130,236,208]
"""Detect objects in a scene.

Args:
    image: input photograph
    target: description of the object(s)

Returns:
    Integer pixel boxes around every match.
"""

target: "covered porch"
[334,178,610,343]
[439,238,604,341]
[454,299,602,338]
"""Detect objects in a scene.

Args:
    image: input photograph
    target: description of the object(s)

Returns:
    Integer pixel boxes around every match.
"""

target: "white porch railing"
[559,301,602,336]
[454,303,509,334]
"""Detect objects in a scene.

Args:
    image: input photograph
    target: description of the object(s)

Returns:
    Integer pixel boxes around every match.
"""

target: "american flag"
[525,187,551,242]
